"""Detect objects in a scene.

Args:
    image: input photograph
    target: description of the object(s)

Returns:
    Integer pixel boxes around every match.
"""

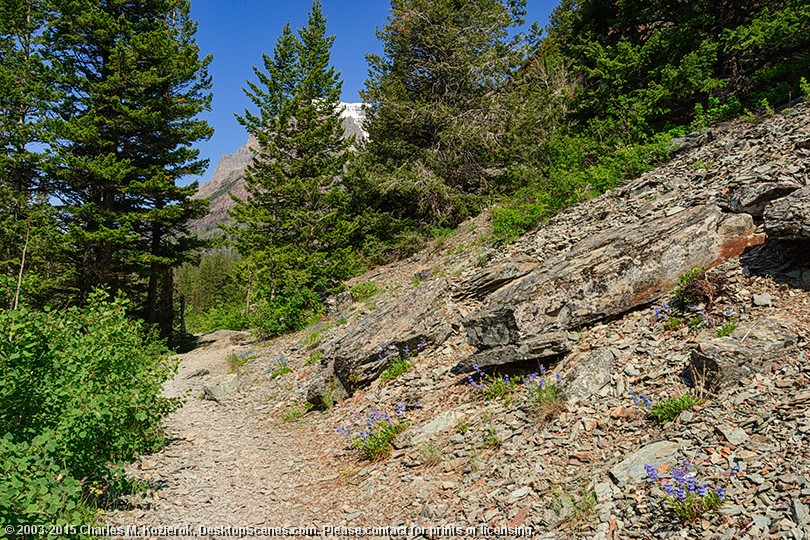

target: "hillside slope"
[109,105,809,538]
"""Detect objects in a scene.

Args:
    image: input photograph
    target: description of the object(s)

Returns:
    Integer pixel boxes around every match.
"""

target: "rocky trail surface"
[109,105,810,539]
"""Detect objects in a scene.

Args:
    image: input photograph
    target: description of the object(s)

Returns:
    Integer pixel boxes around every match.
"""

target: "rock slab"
[764,184,810,239]
[465,205,761,368]
[689,317,797,391]
[609,441,681,487]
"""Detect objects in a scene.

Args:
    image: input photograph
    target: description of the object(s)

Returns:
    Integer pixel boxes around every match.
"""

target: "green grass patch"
[305,351,323,366]
[379,356,412,384]
[715,322,738,337]
[648,394,703,424]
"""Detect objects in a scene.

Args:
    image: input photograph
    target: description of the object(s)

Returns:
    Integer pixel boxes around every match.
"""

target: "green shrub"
[185,302,249,334]
[483,424,501,448]
[673,267,707,304]
[801,77,810,98]
[524,372,566,422]
[648,394,703,424]
[350,281,381,302]
[282,402,309,422]
[416,441,443,467]
[0,291,179,527]
[250,287,323,339]
[337,408,408,461]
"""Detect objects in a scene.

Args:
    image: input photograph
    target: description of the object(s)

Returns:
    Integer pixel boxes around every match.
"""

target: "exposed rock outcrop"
[464,206,761,368]
[764,184,810,239]
[688,317,798,391]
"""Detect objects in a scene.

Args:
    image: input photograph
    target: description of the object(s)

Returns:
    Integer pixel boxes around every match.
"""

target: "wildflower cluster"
[524,366,565,421]
[645,460,726,522]
[336,404,408,460]
[266,355,291,378]
[467,362,520,403]
[226,349,255,372]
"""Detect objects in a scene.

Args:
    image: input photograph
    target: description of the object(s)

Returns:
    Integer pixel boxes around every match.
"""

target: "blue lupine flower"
[641,394,652,408]
[628,387,640,406]
[716,488,726,500]
[644,464,660,482]
[697,485,709,497]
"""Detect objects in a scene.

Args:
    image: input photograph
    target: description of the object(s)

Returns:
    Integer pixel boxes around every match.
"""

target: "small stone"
[609,441,680,486]
[716,423,749,446]
[203,374,240,402]
[508,486,532,504]
[185,368,210,379]
[753,293,774,307]
[792,498,810,526]
[441,481,456,490]
[752,514,770,531]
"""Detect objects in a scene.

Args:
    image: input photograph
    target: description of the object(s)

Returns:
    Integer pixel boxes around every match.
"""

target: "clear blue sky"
[186,0,559,186]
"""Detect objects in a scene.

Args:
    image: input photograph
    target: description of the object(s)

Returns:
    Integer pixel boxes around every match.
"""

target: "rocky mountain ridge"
[110,103,809,538]
[190,102,366,235]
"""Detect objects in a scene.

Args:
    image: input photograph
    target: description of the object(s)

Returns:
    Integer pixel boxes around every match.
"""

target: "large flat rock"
[309,279,456,401]
[689,317,798,391]
[465,205,761,368]
[764,185,810,240]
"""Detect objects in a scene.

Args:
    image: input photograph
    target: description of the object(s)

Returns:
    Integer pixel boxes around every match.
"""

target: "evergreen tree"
[548,0,810,135]
[357,0,528,227]
[0,0,67,308]
[228,0,355,334]
[47,0,212,335]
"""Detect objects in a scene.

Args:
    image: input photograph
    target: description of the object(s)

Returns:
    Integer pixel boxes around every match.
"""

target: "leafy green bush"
[350,281,381,302]
[185,302,249,334]
[715,322,738,337]
[0,291,179,528]
[337,407,408,461]
[673,267,707,305]
[524,371,566,422]
[250,287,323,339]
[379,356,412,384]
[801,77,810,98]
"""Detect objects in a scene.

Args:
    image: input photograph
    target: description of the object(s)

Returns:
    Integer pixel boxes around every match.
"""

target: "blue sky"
[187,0,559,186]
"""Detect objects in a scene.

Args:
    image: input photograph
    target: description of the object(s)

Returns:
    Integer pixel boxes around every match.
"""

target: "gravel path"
[105,331,390,533]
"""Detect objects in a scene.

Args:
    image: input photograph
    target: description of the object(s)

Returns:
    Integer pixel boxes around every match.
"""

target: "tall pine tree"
[0,0,66,308]
[228,0,355,335]
[357,0,528,227]
[48,0,212,335]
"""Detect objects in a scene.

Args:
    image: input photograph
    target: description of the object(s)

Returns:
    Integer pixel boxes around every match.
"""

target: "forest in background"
[1,0,809,530]
[177,0,810,338]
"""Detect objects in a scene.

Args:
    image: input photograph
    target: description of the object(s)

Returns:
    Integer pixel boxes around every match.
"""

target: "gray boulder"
[729,179,802,217]
[203,374,240,402]
[764,185,810,239]
[564,349,616,405]
[689,317,798,391]
[307,279,457,402]
[465,205,761,368]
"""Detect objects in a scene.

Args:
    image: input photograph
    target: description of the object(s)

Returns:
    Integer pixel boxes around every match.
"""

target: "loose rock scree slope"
[109,105,810,538]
